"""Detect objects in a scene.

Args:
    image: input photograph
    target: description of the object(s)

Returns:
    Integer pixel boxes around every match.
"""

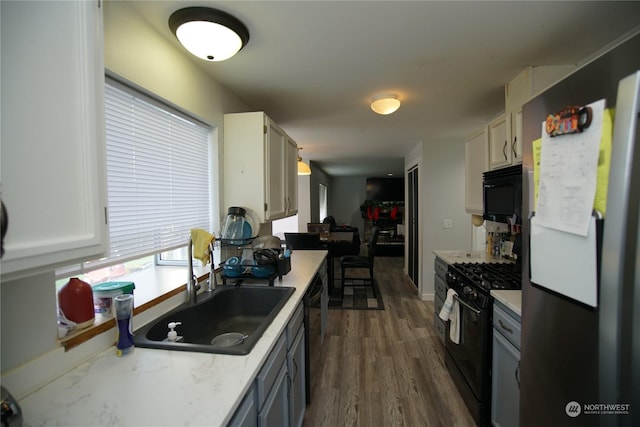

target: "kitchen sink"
[133,285,295,355]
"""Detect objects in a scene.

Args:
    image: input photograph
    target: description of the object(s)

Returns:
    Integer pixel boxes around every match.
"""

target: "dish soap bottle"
[166,322,183,342]
[114,294,134,356]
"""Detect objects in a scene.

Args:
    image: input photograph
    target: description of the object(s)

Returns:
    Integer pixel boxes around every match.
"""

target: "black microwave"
[483,165,522,224]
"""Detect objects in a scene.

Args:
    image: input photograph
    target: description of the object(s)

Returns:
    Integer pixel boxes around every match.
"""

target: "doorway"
[407,165,419,287]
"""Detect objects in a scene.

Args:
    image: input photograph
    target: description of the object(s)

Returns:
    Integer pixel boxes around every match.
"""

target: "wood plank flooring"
[303,256,475,427]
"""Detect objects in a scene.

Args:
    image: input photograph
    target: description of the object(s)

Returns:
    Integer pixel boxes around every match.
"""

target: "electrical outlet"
[443,219,453,229]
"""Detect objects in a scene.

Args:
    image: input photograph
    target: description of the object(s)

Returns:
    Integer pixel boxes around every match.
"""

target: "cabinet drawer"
[287,303,304,350]
[434,274,447,300]
[434,293,445,318]
[434,257,448,279]
[256,334,286,410]
[493,304,521,350]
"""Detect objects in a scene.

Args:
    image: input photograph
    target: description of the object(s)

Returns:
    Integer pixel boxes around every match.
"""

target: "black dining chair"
[284,232,323,250]
[340,226,380,298]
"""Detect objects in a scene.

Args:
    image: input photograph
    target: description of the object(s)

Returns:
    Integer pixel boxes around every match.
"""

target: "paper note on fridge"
[535,99,605,236]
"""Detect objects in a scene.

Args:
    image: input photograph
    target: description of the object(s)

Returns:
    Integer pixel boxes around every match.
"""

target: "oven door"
[445,294,492,401]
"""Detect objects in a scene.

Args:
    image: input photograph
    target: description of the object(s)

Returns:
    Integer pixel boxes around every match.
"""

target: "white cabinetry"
[224,112,298,223]
[285,137,299,216]
[489,65,575,171]
[488,111,522,170]
[1,0,107,280]
[491,299,521,427]
[464,128,488,214]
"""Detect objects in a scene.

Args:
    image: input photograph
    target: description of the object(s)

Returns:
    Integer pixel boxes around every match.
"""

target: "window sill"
[59,264,214,351]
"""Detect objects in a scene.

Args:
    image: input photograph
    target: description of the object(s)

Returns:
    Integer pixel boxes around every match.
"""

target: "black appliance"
[445,262,521,426]
[303,270,327,405]
[483,165,522,224]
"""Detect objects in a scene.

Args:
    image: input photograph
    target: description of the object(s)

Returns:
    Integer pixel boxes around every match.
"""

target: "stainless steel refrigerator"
[520,31,640,427]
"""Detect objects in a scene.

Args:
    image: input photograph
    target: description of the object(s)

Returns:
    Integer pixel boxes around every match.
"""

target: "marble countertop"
[491,290,522,317]
[433,249,514,265]
[19,250,327,427]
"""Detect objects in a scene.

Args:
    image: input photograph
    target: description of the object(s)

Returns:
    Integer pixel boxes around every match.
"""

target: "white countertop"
[433,249,514,265]
[491,290,522,317]
[20,250,327,427]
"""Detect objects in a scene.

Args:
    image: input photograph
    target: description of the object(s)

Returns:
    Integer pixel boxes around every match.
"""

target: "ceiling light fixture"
[169,7,249,62]
[297,149,312,175]
[370,95,401,115]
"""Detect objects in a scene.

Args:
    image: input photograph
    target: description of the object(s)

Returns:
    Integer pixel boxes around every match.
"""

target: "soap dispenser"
[166,322,183,342]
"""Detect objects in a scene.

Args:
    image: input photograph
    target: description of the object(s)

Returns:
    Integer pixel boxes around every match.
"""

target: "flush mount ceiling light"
[169,7,249,62]
[370,95,401,115]
[297,149,311,175]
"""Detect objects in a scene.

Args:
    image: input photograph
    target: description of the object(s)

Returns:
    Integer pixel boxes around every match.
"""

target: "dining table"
[320,231,354,291]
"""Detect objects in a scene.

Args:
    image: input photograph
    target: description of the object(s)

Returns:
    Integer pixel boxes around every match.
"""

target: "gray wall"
[328,176,367,233]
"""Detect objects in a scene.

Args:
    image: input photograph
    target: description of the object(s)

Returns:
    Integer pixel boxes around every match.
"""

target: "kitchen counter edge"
[19,250,328,427]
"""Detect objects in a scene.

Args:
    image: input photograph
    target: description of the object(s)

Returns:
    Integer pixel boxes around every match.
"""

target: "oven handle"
[453,294,481,315]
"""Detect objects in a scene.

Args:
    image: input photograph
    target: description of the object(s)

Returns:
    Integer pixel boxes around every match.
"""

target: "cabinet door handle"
[512,136,518,158]
[516,361,521,389]
[499,319,513,334]
[502,140,508,161]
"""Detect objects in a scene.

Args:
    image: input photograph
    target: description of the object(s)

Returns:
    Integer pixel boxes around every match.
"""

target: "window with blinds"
[57,79,212,279]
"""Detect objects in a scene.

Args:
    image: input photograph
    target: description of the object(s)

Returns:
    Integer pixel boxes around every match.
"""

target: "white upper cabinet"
[1,0,108,280]
[465,128,489,214]
[488,110,522,170]
[224,112,298,223]
[489,65,574,171]
[285,136,298,216]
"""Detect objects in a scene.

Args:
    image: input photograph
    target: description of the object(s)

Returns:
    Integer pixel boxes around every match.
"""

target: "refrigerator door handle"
[599,70,640,420]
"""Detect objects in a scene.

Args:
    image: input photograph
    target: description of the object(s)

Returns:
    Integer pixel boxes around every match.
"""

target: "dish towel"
[439,288,461,344]
[190,229,215,265]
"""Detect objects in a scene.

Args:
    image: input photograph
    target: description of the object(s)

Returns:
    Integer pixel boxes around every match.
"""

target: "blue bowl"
[252,264,276,278]
[223,257,243,277]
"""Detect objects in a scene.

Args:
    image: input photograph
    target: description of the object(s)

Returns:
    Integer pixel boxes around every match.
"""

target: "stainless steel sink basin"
[133,285,295,355]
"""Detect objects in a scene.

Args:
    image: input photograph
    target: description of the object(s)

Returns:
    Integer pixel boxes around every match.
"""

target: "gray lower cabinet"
[259,361,289,426]
[287,304,306,427]
[229,302,306,427]
[491,301,521,427]
[434,256,449,343]
[228,386,258,427]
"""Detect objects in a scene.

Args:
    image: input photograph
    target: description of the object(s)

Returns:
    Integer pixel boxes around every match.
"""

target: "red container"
[58,277,95,329]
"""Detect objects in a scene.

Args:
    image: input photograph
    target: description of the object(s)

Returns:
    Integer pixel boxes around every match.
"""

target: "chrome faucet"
[187,237,199,305]
[187,238,217,304]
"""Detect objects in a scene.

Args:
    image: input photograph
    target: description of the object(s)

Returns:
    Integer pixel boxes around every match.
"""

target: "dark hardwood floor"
[303,256,475,427]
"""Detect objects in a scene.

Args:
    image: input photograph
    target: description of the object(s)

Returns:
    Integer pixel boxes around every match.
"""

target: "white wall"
[420,138,473,300]
[0,0,251,390]
[297,175,312,230]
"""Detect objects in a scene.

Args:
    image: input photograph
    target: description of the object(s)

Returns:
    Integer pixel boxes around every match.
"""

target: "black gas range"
[444,261,521,426]
[447,262,521,296]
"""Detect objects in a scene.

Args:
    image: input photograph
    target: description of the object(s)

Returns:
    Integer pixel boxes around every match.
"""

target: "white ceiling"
[127,1,640,177]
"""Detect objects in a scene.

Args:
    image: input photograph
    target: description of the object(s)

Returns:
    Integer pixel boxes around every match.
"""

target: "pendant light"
[297,149,311,175]
[370,94,401,115]
[169,7,250,62]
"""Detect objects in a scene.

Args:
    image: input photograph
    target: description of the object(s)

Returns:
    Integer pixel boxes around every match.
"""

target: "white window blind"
[98,80,211,267]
